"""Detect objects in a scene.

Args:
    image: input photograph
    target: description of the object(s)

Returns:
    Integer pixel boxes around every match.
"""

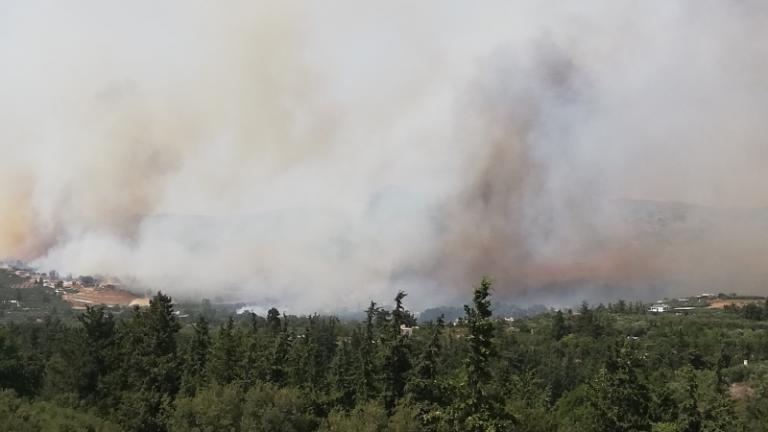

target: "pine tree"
[382,291,412,411]
[677,369,702,432]
[180,315,211,396]
[416,316,443,382]
[551,310,568,341]
[575,301,603,337]
[330,338,357,409]
[460,277,509,431]
[715,347,730,392]
[355,302,379,402]
[313,316,339,387]
[0,329,31,396]
[588,341,651,432]
[465,277,495,407]
[267,326,291,386]
[77,306,116,401]
[406,316,446,405]
[266,307,281,335]
[208,317,240,385]
[137,292,181,395]
[116,292,181,432]
[238,311,269,384]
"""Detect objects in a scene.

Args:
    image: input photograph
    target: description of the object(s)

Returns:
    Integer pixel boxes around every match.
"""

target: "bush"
[0,389,120,432]
[169,383,243,432]
[241,382,319,432]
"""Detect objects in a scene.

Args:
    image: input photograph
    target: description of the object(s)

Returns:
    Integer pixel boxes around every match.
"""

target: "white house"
[649,304,669,313]
[400,324,419,337]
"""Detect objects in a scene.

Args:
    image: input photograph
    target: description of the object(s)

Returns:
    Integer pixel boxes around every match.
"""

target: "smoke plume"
[2,1,768,311]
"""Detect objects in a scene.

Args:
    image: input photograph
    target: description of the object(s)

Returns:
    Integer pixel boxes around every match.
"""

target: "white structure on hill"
[400,324,418,337]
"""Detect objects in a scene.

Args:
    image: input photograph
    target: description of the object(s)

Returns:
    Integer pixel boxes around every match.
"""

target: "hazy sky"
[1,1,767,311]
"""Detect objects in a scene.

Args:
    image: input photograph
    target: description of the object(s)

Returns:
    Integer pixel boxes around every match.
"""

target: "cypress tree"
[382,291,412,411]
[77,306,116,401]
[180,315,211,396]
[460,277,510,431]
[208,317,240,385]
[465,277,495,408]
[551,310,568,341]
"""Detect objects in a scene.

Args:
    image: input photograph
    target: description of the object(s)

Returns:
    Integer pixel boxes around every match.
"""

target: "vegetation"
[2,272,768,430]
[0,270,72,323]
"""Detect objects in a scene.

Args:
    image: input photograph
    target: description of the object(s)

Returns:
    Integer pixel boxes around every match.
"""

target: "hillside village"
[0,261,147,312]
[646,292,768,314]
[2,260,767,324]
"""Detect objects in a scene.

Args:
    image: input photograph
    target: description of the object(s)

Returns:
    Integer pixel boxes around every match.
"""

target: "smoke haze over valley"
[2,1,768,311]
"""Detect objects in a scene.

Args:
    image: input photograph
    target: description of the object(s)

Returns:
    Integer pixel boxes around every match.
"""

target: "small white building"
[649,304,669,313]
[400,324,419,337]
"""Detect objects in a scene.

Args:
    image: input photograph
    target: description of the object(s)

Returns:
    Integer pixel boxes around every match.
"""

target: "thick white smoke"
[1,1,767,311]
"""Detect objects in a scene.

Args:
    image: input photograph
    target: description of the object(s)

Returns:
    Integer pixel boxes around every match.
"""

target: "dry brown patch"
[708,299,763,309]
[730,382,755,400]
[11,280,37,290]
[63,287,139,307]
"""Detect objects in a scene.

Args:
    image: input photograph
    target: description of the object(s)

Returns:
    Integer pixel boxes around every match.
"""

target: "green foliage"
[319,401,419,432]
[240,382,318,432]
[0,328,33,395]
[381,291,412,410]
[207,317,240,385]
[267,307,282,334]
[406,316,450,408]
[1,281,768,430]
[0,270,71,322]
[180,315,212,396]
[320,402,389,432]
[457,277,513,431]
[587,341,652,431]
[0,389,121,431]
[504,372,557,432]
[355,302,379,402]
[329,338,356,408]
[551,310,569,341]
[77,306,117,403]
[114,292,182,431]
[554,384,595,431]
[464,276,495,402]
[170,383,243,432]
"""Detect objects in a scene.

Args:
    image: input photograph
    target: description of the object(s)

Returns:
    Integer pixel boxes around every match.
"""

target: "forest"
[2,276,768,431]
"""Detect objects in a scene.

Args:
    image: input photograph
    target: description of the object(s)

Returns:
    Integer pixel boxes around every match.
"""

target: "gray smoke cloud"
[1,1,768,311]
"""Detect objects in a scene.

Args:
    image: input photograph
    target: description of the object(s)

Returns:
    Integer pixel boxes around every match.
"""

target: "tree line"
[2,277,768,431]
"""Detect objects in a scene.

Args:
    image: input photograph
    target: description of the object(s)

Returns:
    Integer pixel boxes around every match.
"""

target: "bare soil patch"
[707,299,762,309]
[63,287,139,307]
